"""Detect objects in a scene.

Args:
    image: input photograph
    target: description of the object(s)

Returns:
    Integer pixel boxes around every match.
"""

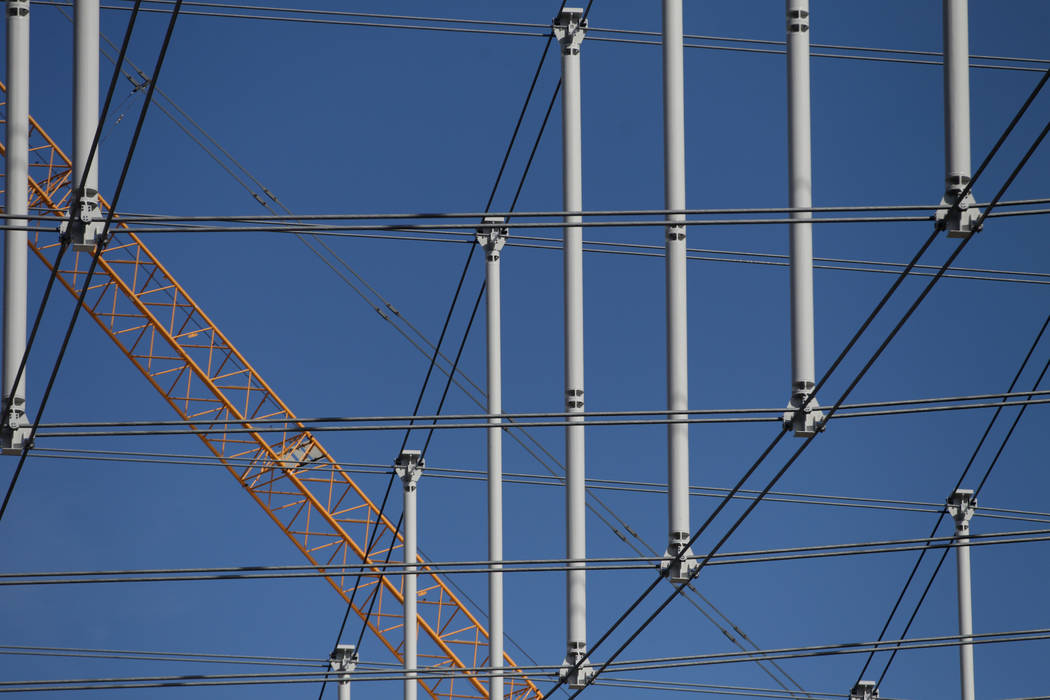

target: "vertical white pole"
[476,218,508,700]
[553,8,592,689]
[72,0,103,251]
[783,0,823,438]
[660,0,696,582]
[2,0,31,455]
[395,451,424,700]
[948,490,976,700]
[938,0,980,237]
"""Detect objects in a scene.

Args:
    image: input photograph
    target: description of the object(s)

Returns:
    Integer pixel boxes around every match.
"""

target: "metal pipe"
[2,0,31,455]
[71,0,103,250]
[660,0,697,582]
[948,489,976,700]
[553,7,592,689]
[395,451,424,700]
[783,0,823,438]
[938,0,980,237]
[476,218,508,700]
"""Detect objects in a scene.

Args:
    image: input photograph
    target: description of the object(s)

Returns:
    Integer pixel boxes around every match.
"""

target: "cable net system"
[0,81,541,700]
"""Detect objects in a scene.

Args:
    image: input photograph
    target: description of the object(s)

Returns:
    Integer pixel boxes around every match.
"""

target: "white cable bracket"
[559,642,594,689]
[947,488,976,533]
[395,449,425,490]
[937,177,982,238]
[475,216,508,262]
[553,8,586,55]
[850,680,879,699]
[782,380,825,437]
[0,397,30,455]
[59,186,105,251]
[660,530,698,583]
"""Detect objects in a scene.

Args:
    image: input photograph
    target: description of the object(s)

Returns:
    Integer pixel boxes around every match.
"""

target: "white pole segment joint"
[787,6,810,32]
[553,8,586,55]
[936,0,980,238]
[2,0,32,455]
[329,644,358,700]
[475,216,508,260]
[850,681,879,700]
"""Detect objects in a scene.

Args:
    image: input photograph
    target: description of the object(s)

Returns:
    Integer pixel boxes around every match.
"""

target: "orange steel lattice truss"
[0,84,541,700]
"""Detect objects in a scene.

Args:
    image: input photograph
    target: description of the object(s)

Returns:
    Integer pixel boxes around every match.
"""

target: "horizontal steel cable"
[2,527,1048,584]
[29,395,1050,438]
[1,628,1046,691]
[32,388,1050,428]
[33,0,1050,73]
[25,447,1050,524]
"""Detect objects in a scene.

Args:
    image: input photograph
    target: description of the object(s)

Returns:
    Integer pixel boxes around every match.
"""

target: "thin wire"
[30,395,1050,438]
[0,628,1045,690]
[32,388,1050,427]
[552,66,1050,698]
[0,0,148,445]
[82,195,1050,222]
[0,0,182,525]
[12,219,1050,287]
[872,323,1050,686]
[50,9,785,689]
[4,528,1049,583]
[27,446,1050,526]
[326,3,563,687]
[35,0,1050,73]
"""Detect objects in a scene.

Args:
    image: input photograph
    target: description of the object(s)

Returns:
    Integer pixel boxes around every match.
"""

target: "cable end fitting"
[1,397,30,456]
[937,178,981,238]
[394,449,425,491]
[782,382,824,437]
[553,8,586,54]
[850,681,879,699]
[560,643,594,689]
[60,189,105,252]
[660,532,699,583]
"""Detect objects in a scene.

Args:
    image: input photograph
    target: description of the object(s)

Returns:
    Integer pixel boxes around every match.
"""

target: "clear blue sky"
[2,1,1050,698]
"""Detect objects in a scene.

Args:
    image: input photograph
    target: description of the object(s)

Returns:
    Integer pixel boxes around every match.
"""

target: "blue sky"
[2,1,1050,698]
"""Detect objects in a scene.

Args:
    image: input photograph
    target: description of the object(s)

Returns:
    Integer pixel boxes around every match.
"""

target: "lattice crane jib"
[0,85,541,700]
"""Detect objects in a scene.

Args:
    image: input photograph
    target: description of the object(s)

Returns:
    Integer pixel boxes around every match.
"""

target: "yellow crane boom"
[0,83,541,700]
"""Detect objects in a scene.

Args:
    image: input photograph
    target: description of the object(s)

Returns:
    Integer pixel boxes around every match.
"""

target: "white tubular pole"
[395,451,424,700]
[660,0,695,583]
[938,0,980,237]
[3,0,31,456]
[948,490,976,700]
[944,0,971,194]
[783,0,823,438]
[72,0,102,250]
[476,218,508,700]
[553,8,591,688]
